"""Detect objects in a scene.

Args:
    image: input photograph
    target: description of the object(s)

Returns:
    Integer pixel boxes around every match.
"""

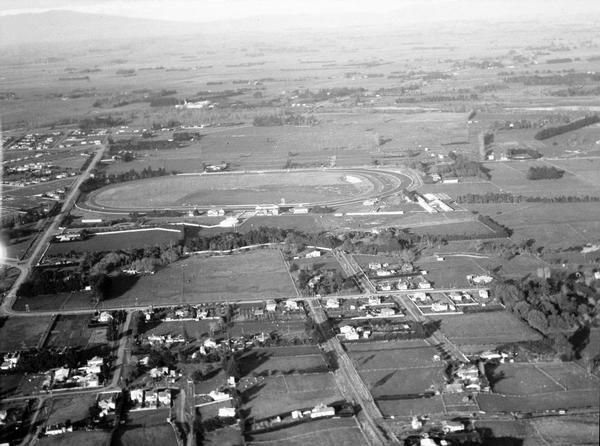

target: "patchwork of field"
[529,415,600,446]
[37,431,110,446]
[44,394,98,426]
[241,373,341,420]
[348,340,446,416]
[45,315,107,347]
[484,161,600,197]
[0,316,52,351]
[46,228,184,256]
[239,346,326,376]
[434,312,542,347]
[112,409,176,446]
[104,112,470,174]
[465,202,600,248]
[492,363,599,395]
[88,170,376,209]
[246,417,365,446]
[103,249,297,306]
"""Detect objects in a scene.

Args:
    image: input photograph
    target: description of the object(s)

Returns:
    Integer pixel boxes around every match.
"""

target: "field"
[246,417,365,446]
[529,415,600,446]
[45,314,107,348]
[44,394,98,426]
[377,394,446,418]
[491,363,599,395]
[102,249,297,307]
[46,228,184,256]
[111,409,176,446]
[241,373,342,419]
[465,202,600,249]
[434,311,543,347]
[87,169,377,209]
[37,431,110,446]
[239,346,326,376]
[0,316,52,351]
[477,389,599,413]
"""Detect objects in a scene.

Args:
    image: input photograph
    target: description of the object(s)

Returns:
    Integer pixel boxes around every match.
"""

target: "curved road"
[79,167,419,214]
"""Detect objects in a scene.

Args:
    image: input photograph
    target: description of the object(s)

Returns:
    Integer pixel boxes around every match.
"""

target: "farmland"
[45,228,184,256]
[111,409,176,446]
[45,314,107,348]
[434,311,542,347]
[0,315,52,351]
[103,249,297,306]
[38,431,110,446]
[246,417,365,446]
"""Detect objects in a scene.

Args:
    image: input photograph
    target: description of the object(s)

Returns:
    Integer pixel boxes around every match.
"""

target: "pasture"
[240,373,341,420]
[434,312,542,346]
[491,364,564,395]
[44,394,98,426]
[111,409,176,446]
[246,417,365,446]
[350,342,439,370]
[46,228,184,256]
[530,415,600,446]
[45,314,107,348]
[376,394,446,418]
[477,389,599,413]
[360,367,445,397]
[239,346,326,376]
[0,316,52,351]
[37,431,110,446]
[103,249,297,306]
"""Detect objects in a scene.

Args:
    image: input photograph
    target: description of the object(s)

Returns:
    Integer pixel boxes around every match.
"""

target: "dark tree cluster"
[534,114,600,140]
[527,166,565,180]
[79,166,169,193]
[253,112,318,127]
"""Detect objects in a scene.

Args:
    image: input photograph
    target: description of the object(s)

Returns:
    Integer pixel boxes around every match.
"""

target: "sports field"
[88,170,376,209]
[103,249,297,306]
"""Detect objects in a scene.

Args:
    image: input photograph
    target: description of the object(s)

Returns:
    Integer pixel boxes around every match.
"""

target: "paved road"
[307,299,399,446]
[0,143,106,317]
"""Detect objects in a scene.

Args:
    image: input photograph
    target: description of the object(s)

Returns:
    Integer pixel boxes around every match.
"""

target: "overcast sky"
[1,0,599,24]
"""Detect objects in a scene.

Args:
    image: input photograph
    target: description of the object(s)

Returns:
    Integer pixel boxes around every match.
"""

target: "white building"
[265,299,277,312]
[431,302,449,312]
[218,407,236,418]
[207,208,225,217]
[305,250,321,258]
[130,389,144,405]
[310,403,335,419]
[285,299,299,311]
[326,298,339,309]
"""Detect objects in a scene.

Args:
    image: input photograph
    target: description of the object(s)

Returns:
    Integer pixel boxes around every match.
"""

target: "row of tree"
[456,193,600,204]
[534,114,600,140]
[527,166,565,180]
[79,166,170,193]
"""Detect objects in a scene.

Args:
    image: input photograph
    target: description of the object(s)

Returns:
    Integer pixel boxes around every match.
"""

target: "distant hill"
[0,10,201,47]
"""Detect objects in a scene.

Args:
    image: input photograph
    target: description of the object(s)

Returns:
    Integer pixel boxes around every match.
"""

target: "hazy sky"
[1,0,599,24]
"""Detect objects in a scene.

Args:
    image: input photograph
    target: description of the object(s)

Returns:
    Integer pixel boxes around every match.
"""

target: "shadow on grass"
[106,274,140,301]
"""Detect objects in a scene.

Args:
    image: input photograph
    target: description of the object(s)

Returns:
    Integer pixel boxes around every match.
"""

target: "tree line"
[79,166,170,193]
[534,115,600,140]
[527,166,565,180]
[456,192,600,204]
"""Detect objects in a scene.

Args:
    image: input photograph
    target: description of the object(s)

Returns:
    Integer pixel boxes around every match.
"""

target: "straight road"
[307,299,399,446]
[0,143,106,317]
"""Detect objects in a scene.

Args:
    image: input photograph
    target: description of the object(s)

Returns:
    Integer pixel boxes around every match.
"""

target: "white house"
[418,281,431,289]
[87,357,103,368]
[98,312,113,323]
[310,403,335,418]
[378,282,392,291]
[326,298,339,309]
[54,367,70,382]
[203,338,218,349]
[397,281,408,290]
[479,289,489,299]
[218,407,236,418]
[209,391,230,402]
[145,390,158,406]
[449,292,463,302]
[285,300,299,311]
[207,208,225,217]
[431,302,449,312]
[291,206,309,214]
[368,295,381,305]
[379,307,396,317]
[412,292,428,302]
[305,250,321,258]
[130,389,144,405]
[265,299,277,312]
[158,390,171,406]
